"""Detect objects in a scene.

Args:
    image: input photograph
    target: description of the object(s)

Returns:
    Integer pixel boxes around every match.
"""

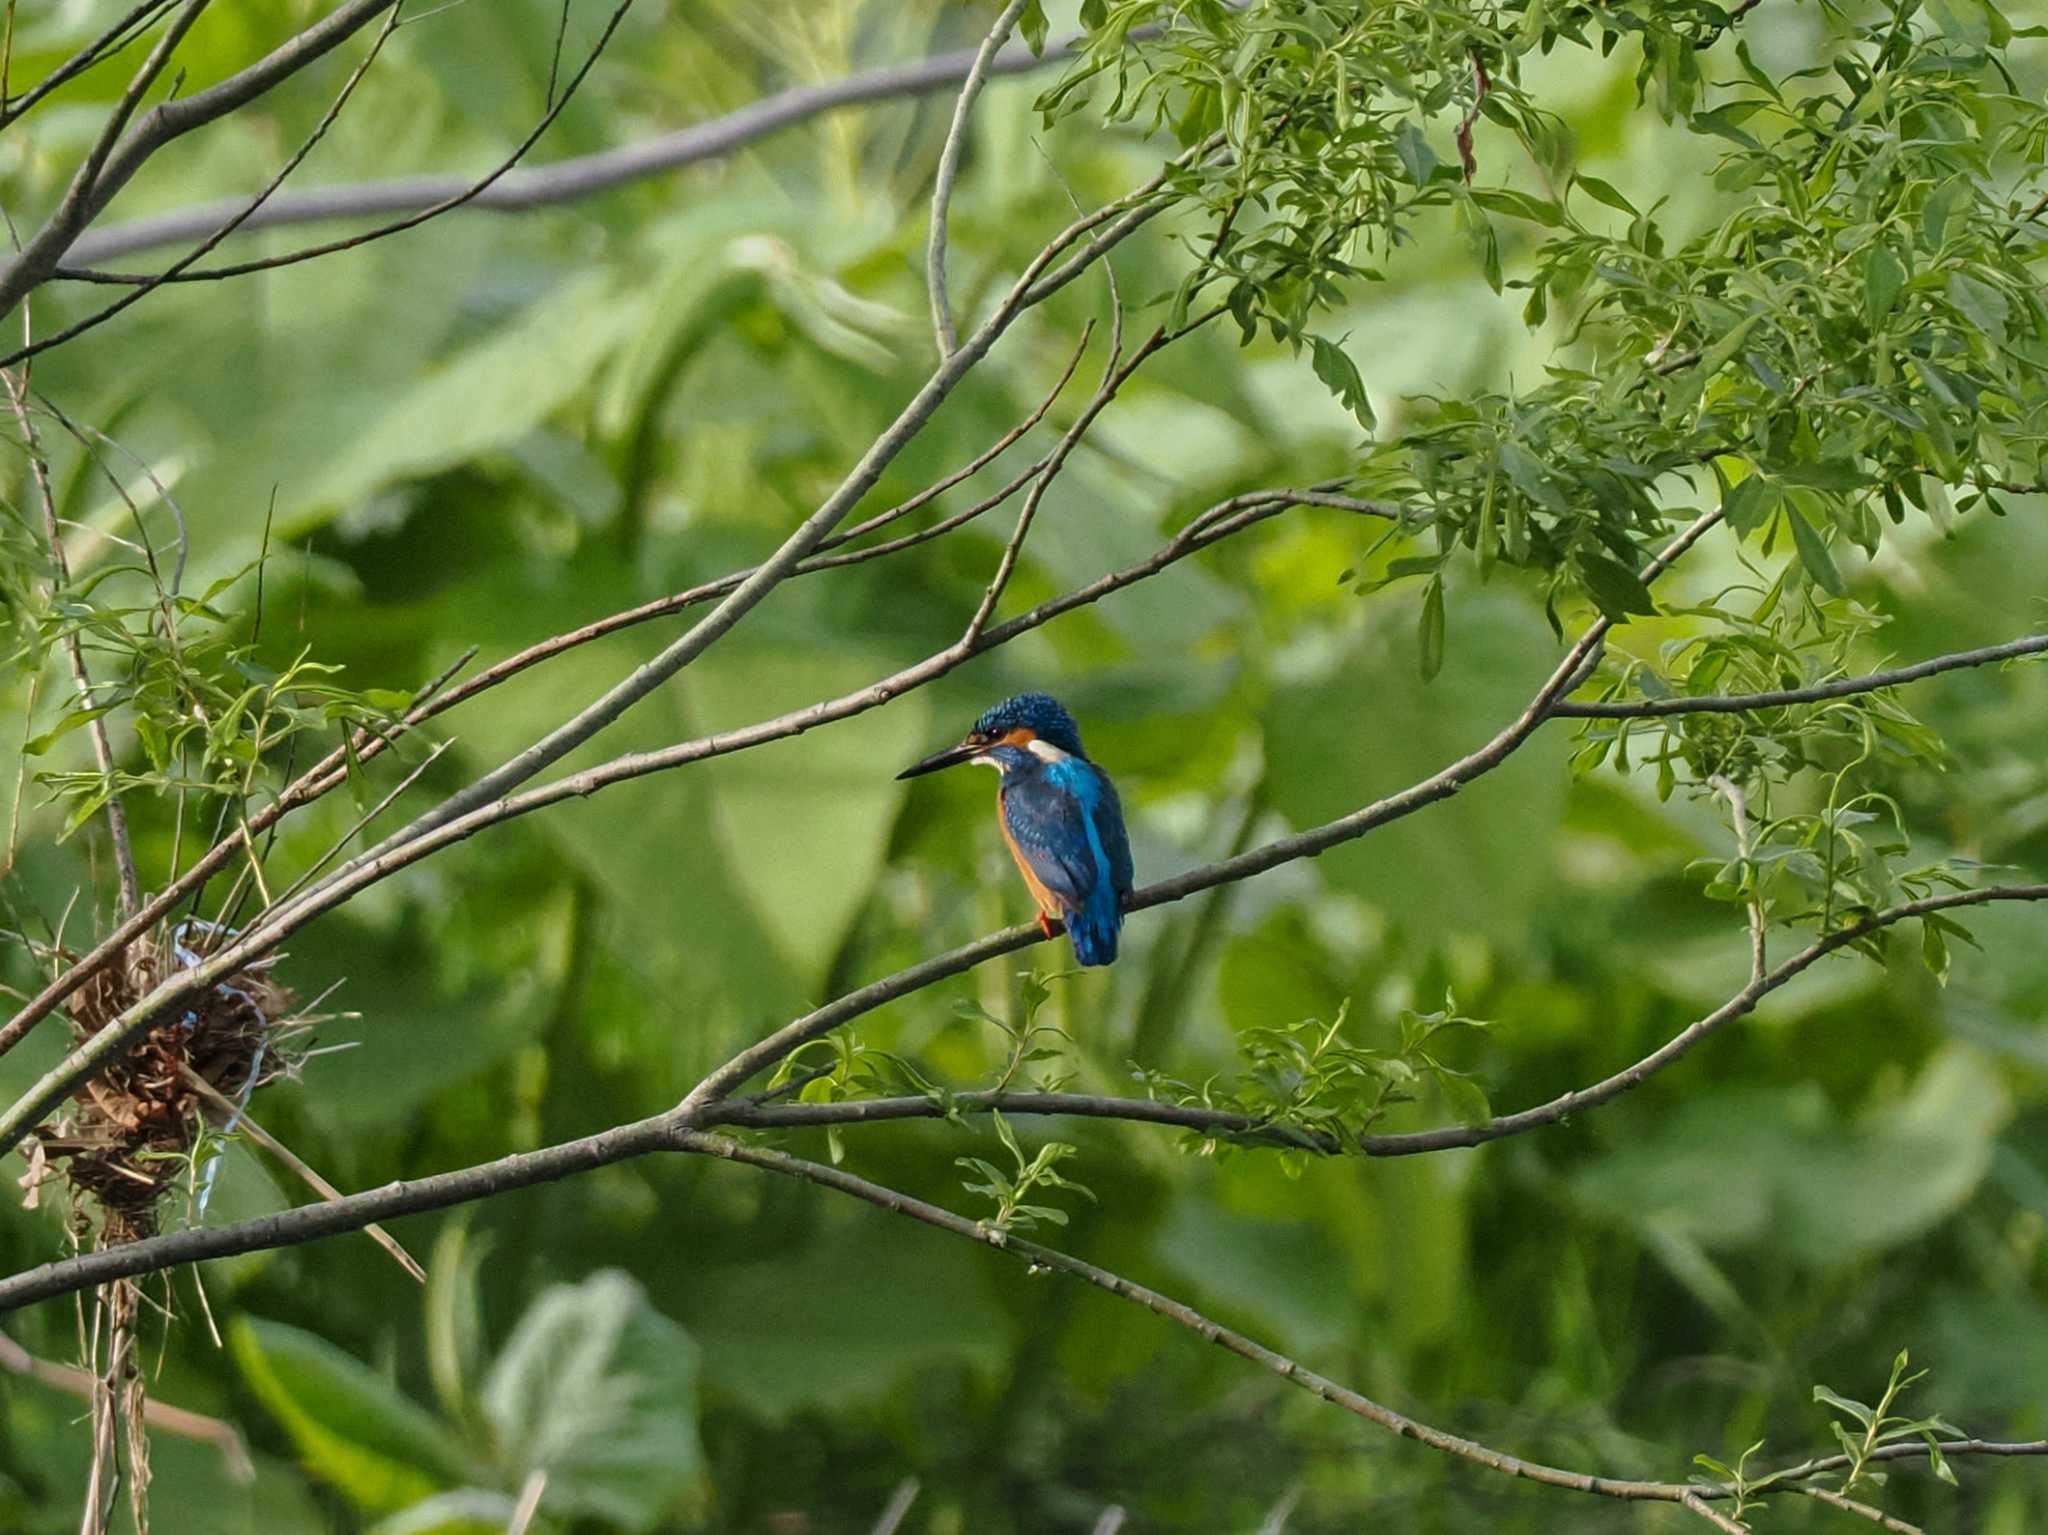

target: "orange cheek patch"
[999,727,1037,749]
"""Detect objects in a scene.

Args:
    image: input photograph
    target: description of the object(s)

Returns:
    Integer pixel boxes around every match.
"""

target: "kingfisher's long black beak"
[897,741,980,780]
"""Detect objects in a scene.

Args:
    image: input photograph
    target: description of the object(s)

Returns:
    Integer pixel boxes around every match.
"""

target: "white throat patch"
[969,754,1005,772]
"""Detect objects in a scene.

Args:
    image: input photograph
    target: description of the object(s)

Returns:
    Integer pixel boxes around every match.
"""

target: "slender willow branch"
[1,0,640,367]
[63,24,1097,268]
[0,507,1701,1293]
[674,1131,1704,1500]
[0,0,180,132]
[5,812,2044,1312]
[0,475,1334,1152]
[1555,634,2048,719]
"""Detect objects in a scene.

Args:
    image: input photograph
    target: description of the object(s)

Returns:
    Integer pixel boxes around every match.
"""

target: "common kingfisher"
[898,693,1134,966]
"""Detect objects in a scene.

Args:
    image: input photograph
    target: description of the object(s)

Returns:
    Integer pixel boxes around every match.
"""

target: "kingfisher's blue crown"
[974,693,1086,757]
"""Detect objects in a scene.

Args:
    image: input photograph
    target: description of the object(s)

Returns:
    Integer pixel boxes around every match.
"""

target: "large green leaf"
[1569,1048,2008,1266]
[1262,589,1569,941]
[480,1270,702,1532]
[689,644,931,989]
[230,1318,473,1515]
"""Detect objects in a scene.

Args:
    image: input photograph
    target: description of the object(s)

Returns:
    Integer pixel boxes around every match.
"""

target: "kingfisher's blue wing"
[1089,767,1135,899]
[999,775,1098,907]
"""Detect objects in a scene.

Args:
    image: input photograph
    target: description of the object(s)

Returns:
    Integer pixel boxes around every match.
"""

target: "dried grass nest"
[22,922,302,1245]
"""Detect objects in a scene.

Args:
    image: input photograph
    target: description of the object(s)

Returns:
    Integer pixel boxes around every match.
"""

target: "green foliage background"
[2,0,2047,1530]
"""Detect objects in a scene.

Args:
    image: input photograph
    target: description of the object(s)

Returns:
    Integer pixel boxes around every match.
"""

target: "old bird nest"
[22,921,308,1246]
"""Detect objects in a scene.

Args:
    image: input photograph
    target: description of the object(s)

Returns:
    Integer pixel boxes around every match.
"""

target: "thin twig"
[928,0,1029,358]
[868,1478,920,1535]
[0,1327,253,1480]
[177,1065,424,1283]
[2,0,642,368]
[1555,634,2048,718]
[5,344,139,916]
[505,1470,547,1535]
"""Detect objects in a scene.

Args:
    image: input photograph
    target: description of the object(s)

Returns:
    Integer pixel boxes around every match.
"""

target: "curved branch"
[63,26,1092,269]
[672,1132,2048,1516]
[674,1131,1697,1501]
[1555,634,2048,719]
[0,510,1705,1299]
[927,0,1030,358]
[704,882,2048,1156]
[0,0,634,367]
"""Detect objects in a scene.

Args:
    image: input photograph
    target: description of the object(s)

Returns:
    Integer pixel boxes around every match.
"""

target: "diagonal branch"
[0,335,1090,1062]
[669,1132,2048,1519]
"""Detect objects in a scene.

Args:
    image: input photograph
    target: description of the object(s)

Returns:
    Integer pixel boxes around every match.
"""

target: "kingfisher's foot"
[1038,913,1056,940]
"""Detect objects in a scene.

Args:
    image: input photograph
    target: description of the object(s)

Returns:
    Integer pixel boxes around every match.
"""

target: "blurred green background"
[2,1,2046,1530]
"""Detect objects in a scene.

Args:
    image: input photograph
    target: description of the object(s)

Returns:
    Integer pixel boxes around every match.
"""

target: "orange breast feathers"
[998,799,1064,917]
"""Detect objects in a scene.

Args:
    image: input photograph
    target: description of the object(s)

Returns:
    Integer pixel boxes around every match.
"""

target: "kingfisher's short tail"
[1064,891,1123,967]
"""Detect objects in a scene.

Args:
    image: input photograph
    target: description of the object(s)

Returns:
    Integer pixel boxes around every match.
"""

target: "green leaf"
[1017,0,1048,54]
[1948,272,2009,341]
[1417,576,1445,681]
[1784,503,1846,596]
[1814,1385,1876,1427]
[21,704,116,757]
[1721,475,1779,537]
[1579,552,1659,620]
[1309,334,1376,430]
[481,1271,703,1532]
[369,1490,521,1535]
[1393,120,1438,185]
[1573,174,1637,215]
[1864,245,1905,328]
[231,1318,473,1515]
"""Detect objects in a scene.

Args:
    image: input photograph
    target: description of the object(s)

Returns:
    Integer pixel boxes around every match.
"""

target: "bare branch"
[0,1328,252,1482]
[928,0,1030,358]
[678,508,1724,1108]
[1353,882,2048,1158]
[1555,634,2048,719]
[0,0,407,367]
[0,0,180,132]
